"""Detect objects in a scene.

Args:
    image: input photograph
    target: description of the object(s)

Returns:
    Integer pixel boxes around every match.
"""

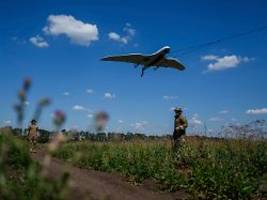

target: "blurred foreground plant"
[0,132,69,200]
[42,110,67,176]
[14,78,32,130]
[13,78,52,136]
[94,111,109,133]
[33,98,52,122]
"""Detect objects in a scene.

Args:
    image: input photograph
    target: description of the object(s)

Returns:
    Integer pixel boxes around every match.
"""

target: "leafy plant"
[0,133,69,200]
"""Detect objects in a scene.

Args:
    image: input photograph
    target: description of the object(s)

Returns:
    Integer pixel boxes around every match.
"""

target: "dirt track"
[32,149,187,200]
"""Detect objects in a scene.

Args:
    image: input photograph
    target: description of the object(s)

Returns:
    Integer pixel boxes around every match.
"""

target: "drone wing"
[101,54,149,65]
[159,57,185,71]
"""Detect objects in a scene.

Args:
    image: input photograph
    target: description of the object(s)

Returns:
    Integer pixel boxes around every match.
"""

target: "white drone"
[101,46,185,77]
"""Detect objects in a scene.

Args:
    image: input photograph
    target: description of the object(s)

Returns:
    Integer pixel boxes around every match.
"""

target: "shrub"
[0,133,69,200]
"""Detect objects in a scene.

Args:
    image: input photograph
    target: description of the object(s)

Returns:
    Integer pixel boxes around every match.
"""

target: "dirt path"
[31,149,187,200]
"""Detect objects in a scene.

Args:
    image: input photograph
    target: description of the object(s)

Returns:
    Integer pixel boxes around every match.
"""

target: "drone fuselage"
[144,46,171,67]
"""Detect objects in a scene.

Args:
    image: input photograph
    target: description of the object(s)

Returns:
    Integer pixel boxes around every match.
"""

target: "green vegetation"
[54,137,267,199]
[0,133,69,200]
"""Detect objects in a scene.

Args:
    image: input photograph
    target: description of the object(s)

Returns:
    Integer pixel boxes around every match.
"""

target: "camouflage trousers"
[172,130,185,152]
[28,135,37,152]
[173,136,185,152]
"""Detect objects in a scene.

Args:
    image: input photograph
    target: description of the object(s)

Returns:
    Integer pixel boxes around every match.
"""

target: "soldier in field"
[27,119,39,153]
[173,108,188,151]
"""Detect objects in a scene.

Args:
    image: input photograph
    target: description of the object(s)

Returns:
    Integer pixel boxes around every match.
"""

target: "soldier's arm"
[174,119,180,131]
[182,117,188,128]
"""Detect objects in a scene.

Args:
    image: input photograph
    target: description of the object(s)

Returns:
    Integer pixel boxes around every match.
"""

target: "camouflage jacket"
[28,124,38,138]
[174,115,188,132]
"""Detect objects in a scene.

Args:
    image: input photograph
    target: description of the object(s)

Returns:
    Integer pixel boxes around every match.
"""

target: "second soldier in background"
[27,119,39,153]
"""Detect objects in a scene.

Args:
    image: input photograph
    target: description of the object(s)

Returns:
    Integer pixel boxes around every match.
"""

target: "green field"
[1,130,267,199]
[54,137,267,199]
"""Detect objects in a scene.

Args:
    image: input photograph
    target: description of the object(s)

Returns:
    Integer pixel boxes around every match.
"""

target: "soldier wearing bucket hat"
[27,119,39,153]
[173,107,188,151]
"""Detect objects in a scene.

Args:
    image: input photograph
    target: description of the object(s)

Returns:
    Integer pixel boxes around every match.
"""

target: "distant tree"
[96,133,107,141]
[126,132,133,140]
[38,129,51,143]
[134,133,146,140]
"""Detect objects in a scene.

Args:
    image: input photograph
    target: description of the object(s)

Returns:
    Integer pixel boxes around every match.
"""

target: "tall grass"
[54,137,267,199]
[0,133,69,200]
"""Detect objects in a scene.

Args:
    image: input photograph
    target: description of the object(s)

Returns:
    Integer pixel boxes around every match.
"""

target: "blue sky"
[0,0,267,134]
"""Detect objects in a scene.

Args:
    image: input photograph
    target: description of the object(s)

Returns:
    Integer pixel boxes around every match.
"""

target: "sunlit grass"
[54,137,267,199]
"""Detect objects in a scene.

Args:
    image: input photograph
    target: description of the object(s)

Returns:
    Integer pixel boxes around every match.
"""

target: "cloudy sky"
[0,0,267,134]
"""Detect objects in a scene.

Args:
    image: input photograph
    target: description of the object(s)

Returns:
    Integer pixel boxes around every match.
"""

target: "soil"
[31,149,188,200]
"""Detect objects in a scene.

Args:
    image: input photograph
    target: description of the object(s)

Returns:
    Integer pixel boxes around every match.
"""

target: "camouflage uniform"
[173,108,188,151]
[28,120,39,152]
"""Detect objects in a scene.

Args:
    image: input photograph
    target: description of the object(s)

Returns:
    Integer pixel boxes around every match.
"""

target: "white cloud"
[219,110,229,114]
[208,55,240,70]
[108,32,127,44]
[131,121,148,130]
[124,23,136,36]
[86,89,94,94]
[3,120,11,125]
[43,14,98,46]
[108,23,135,45]
[163,95,179,100]
[190,114,202,126]
[201,55,218,60]
[88,114,93,118]
[246,108,267,115]
[12,36,26,45]
[191,118,202,125]
[104,92,116,99]
[209,117,223,122]
[73,105,85,111]
[201,54,253,71]
[29,35,49,48]
[63,92,70,96]
[118,120,124,123]
[24,101,30,106]
[73,105,92,113]
[108,32,120,41]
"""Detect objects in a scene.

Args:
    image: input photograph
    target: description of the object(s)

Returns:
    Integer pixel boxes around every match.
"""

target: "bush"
[0,133,69,200]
